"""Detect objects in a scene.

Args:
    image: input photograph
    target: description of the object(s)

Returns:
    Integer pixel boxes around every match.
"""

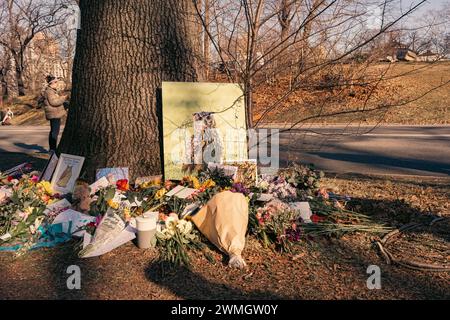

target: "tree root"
[375,220,450,272]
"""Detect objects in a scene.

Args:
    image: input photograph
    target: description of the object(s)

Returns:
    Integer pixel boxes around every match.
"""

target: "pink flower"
[31,175,39,183]
[317,188,329,199]
[95,215,103,226]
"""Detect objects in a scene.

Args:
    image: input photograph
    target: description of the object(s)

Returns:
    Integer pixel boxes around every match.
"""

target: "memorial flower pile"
[0,161,392,265]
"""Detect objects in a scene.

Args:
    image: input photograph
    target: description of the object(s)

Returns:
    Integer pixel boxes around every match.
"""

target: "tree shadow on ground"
[327,172,450,190]
[305,193,450,299]
[0,149,48,171]
[46,241,98,300]
[145,260,286,300]
[307,235,450,299]
[347,195,449,240]
[14,142,47,153]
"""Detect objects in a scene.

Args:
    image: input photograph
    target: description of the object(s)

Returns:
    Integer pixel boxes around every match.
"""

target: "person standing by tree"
[43,75,68,152]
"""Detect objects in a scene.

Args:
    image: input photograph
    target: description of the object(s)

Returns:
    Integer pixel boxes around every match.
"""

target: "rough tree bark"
[59,0,200,181]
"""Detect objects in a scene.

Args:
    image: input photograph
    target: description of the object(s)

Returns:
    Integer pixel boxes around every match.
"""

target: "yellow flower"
[201,179,216,189]
[25,206,35,215]
[123,207,131,221]
[107,199,119,209]
[155,188,167,199]
[37,181,53,195]
[47,198,57,205]
[191,176,201,189]
[183,175,201,189]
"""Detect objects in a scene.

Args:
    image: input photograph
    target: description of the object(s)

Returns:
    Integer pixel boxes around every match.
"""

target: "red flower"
[116,179,129,191]
[164,180,173,190]
[87,222,96,228]
[311,214,326,224]
[7,176,13,182]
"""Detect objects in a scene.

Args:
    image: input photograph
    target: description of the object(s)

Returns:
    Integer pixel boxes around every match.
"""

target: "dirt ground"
[0,169,448,300]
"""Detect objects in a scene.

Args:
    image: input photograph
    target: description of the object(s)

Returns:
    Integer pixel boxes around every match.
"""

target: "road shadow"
[308,151,450,176]
[14,142,47,153]
[0,148,49,171]
[145,260,286,300]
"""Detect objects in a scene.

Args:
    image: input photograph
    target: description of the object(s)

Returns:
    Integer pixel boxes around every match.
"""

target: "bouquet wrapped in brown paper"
[191,191,248,268]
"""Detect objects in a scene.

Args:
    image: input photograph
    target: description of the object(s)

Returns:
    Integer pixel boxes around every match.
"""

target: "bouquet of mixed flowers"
[278,163,324,199]
[250,199,301,253]
[0,172,68,255]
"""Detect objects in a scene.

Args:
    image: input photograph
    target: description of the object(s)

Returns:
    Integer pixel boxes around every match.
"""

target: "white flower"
[165,215,179,228]
[176,220,193,235]
[258,180,269,190]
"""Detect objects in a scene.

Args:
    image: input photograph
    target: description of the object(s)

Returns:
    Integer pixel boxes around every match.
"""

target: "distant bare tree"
[0,0,74,96]
[194,0,450,136]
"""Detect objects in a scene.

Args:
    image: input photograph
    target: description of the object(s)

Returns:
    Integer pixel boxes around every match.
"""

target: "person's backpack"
[37,95,46,109]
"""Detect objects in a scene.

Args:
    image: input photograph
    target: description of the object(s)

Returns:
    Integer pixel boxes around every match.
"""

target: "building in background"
[25,32,69,93]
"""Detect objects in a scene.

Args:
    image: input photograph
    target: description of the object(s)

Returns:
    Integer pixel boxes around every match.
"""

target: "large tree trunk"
[59,0,199,181]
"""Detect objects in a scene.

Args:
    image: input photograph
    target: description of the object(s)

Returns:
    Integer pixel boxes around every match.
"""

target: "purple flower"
[285,227,301,242]
[231,183,250,196]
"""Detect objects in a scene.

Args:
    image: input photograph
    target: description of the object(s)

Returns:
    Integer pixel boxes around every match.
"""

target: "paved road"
[1,125,449,177]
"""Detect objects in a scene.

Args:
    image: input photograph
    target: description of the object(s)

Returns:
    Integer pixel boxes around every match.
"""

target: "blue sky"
[409,0,449,15]
[366,0,449,29]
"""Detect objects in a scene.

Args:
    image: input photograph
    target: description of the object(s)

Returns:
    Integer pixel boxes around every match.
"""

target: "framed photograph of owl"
[162,82,248,180]
[51,153,85,195]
